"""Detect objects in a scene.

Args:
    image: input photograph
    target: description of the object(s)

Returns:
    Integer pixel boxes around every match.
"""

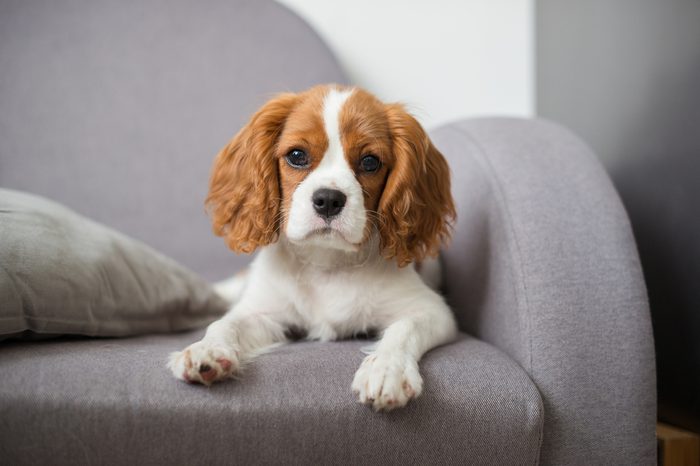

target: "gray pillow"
[0,189,228,339]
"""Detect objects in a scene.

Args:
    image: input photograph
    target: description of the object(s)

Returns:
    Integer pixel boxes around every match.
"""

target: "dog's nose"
[312,189,346,219]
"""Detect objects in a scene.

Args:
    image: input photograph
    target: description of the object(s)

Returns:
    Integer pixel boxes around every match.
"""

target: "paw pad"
[168,342,238,386]
[216,358,233,371]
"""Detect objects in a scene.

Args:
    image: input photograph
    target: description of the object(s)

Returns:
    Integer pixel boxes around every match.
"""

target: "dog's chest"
[291,267,377,338]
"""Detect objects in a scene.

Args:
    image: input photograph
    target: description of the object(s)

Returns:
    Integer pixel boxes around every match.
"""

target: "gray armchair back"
[0,0,347,281]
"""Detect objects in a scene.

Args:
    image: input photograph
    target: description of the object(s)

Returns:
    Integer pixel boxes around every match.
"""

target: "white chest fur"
[242,239,427,341]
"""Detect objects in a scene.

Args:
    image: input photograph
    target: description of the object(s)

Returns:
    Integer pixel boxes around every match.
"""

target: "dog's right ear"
[206,93,299,253]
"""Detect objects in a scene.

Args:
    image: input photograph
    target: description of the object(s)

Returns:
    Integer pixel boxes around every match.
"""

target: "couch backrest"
[0,0,347,280]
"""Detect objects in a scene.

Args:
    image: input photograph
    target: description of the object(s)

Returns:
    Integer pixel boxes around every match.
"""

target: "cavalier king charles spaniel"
[169,84,457,411]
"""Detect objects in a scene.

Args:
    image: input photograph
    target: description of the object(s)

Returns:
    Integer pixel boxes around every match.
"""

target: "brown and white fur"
[168,85,457,411]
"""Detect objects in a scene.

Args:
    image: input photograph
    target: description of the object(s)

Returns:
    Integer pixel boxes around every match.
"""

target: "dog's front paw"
[351,353,423,411]
[168,341,238,386]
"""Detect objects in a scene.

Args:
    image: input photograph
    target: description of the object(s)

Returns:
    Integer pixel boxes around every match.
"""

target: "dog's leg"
[168,305,291,385]
[351,289,457,411]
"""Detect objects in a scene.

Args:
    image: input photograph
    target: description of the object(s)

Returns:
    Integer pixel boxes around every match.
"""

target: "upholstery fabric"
[0,189,228,339]
[0,0,348,281]
[0,332,543,465]
[430,118,657,465]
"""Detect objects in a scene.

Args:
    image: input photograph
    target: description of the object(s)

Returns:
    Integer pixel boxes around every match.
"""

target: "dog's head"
[206,85,455,266]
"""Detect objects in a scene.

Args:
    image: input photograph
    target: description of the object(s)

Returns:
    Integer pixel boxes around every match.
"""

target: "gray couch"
[0,1,656,464]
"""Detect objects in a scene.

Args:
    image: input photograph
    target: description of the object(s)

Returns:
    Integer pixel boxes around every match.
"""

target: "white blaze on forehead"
[318,87,354,174]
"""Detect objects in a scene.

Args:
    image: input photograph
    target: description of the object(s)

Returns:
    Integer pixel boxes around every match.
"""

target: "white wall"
[276,0,534,129]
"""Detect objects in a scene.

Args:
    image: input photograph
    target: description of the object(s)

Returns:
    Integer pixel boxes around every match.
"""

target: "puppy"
[169,85,457,411]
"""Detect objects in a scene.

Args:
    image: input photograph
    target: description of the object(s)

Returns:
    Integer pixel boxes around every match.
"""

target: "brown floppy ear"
[378,104,456,267]
[206,93,299,253]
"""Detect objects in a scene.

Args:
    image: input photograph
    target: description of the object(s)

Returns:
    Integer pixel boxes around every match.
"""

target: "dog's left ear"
[378,104,456,267]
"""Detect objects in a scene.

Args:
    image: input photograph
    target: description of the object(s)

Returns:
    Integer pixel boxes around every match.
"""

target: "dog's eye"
[359,155,381,173]
[285,149,310,168]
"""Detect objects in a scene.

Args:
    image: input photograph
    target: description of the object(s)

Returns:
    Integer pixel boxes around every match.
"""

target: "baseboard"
[658,422,700,466]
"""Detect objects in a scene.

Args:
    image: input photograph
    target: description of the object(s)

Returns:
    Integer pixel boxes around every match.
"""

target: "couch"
[0,1,656,464]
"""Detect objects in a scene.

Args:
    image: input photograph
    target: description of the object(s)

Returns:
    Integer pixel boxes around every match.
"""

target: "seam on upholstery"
[533,389,545,465]
[478,321,545,466]
[443,122,544,463]
[442,124,534,374]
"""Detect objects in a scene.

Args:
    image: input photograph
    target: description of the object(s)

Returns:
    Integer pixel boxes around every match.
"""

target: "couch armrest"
[431,118,656,465]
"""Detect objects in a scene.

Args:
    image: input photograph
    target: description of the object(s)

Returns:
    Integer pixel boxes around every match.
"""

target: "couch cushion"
[0,332,543,465]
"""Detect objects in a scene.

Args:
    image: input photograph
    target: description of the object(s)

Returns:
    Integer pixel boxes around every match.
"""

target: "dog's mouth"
[291,226,361,251]
[308,227,347,241]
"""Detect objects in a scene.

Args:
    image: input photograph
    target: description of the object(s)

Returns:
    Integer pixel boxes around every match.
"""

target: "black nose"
[312,188,346,219]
